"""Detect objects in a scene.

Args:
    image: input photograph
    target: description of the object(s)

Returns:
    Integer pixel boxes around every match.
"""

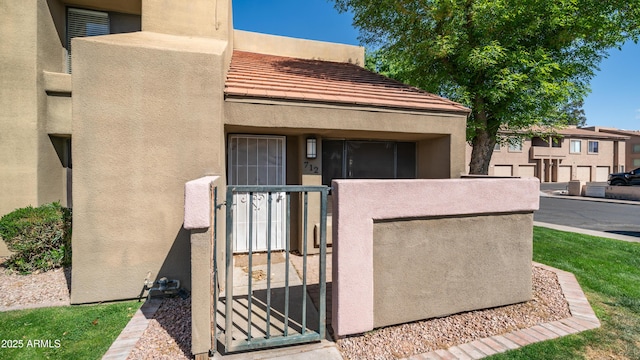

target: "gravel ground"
[335,265,571,360]
[0,259,571,360]
[0,260,70,311]
[127,297,192,360]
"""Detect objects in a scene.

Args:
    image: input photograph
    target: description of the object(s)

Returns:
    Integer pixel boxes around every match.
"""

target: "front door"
[228,135,286,252]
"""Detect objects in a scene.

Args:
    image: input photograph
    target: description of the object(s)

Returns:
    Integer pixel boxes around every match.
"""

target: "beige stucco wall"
[0,0,69,258]
[299,174,323,254]
[143,0,231,40]
[234,30,365,65]
[225,102,468,179]
[37,0,68,208]
[373,213,533,328]
[70,31,229,303]
[0,1,39,221]
[418,136,453,178]
[43,73,72,135]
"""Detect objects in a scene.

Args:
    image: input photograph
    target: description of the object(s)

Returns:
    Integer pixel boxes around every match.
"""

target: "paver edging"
[407,262,600,360]
[102,299,162,360]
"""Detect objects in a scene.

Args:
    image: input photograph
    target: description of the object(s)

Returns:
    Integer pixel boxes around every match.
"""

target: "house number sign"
[303,161,319,174]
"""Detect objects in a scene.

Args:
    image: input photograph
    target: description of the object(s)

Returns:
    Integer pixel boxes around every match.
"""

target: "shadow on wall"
[129,226,194,355]
[155,226,192,295]
[64,267,72,295]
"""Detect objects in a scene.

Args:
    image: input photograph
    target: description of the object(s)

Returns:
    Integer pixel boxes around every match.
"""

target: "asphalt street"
[535,196,640,238]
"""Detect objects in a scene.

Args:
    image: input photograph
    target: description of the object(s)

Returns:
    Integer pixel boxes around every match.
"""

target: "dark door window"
[322,140,416,186]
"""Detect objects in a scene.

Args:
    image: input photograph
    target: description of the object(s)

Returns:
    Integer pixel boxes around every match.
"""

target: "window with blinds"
[66,8,109,73]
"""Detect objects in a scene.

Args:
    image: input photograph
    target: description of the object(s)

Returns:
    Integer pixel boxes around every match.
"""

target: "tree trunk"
[468,102,498,175]
[469,129,496,175]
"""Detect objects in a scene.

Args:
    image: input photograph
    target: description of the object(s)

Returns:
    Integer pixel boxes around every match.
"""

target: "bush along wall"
[0,202,72,274]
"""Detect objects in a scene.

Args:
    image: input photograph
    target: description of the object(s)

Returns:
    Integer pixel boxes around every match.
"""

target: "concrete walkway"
[540,189,640,206]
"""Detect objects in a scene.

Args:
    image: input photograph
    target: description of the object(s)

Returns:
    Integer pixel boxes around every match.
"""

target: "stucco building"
[467,126,628,182]
[588,127,640,172]
[1,0,469,303]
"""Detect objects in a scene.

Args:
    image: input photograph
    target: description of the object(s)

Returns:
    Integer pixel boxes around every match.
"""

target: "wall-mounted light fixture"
[306,137,317,159]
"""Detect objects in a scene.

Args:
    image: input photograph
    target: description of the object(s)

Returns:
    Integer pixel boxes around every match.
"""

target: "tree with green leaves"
[336,0,640,174]
[562,99,588,127]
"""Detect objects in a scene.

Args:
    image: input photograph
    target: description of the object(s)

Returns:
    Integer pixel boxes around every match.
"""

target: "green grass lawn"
[0,300,141,360]
[489,226,640,360]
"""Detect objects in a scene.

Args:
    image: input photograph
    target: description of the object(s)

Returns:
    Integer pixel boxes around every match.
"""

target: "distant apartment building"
[586,127,640,171]
[467,126,628,182]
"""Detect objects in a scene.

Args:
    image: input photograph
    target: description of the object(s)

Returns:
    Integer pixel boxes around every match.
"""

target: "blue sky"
[233,0,639,131]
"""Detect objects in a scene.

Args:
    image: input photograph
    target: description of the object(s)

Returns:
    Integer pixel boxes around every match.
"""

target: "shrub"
[0,202,72,274]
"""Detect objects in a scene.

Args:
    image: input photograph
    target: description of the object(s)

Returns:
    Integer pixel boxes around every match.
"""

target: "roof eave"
[224,94,471,116]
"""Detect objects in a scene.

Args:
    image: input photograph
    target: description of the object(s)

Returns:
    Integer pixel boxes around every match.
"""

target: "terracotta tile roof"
[225,51,470,114]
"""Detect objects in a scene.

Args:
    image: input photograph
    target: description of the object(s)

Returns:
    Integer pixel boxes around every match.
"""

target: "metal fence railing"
[218,185,329,353]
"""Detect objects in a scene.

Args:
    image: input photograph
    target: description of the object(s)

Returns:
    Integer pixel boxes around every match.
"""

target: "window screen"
[396,142,416,178]
[67,8,109,73]
[322,140,416,186]
[322,140,344,186]
[347,141,395,179]
[588,141,599,154]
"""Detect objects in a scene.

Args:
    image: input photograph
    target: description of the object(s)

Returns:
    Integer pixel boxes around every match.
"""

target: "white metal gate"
[228,135,286,252]
[218,185,329,353]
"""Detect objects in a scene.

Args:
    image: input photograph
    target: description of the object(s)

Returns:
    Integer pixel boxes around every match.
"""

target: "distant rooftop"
[224,51,470,114]
[587,127,640,137]
[560,127,630,140]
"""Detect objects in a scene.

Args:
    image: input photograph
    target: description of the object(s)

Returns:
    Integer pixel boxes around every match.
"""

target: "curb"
[534,221,640,243]
[541,192,640,206]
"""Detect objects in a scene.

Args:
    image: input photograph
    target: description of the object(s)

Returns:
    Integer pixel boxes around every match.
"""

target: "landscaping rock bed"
[335,265,571,360]
[127,297,192,360]
[0,260,70,311]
